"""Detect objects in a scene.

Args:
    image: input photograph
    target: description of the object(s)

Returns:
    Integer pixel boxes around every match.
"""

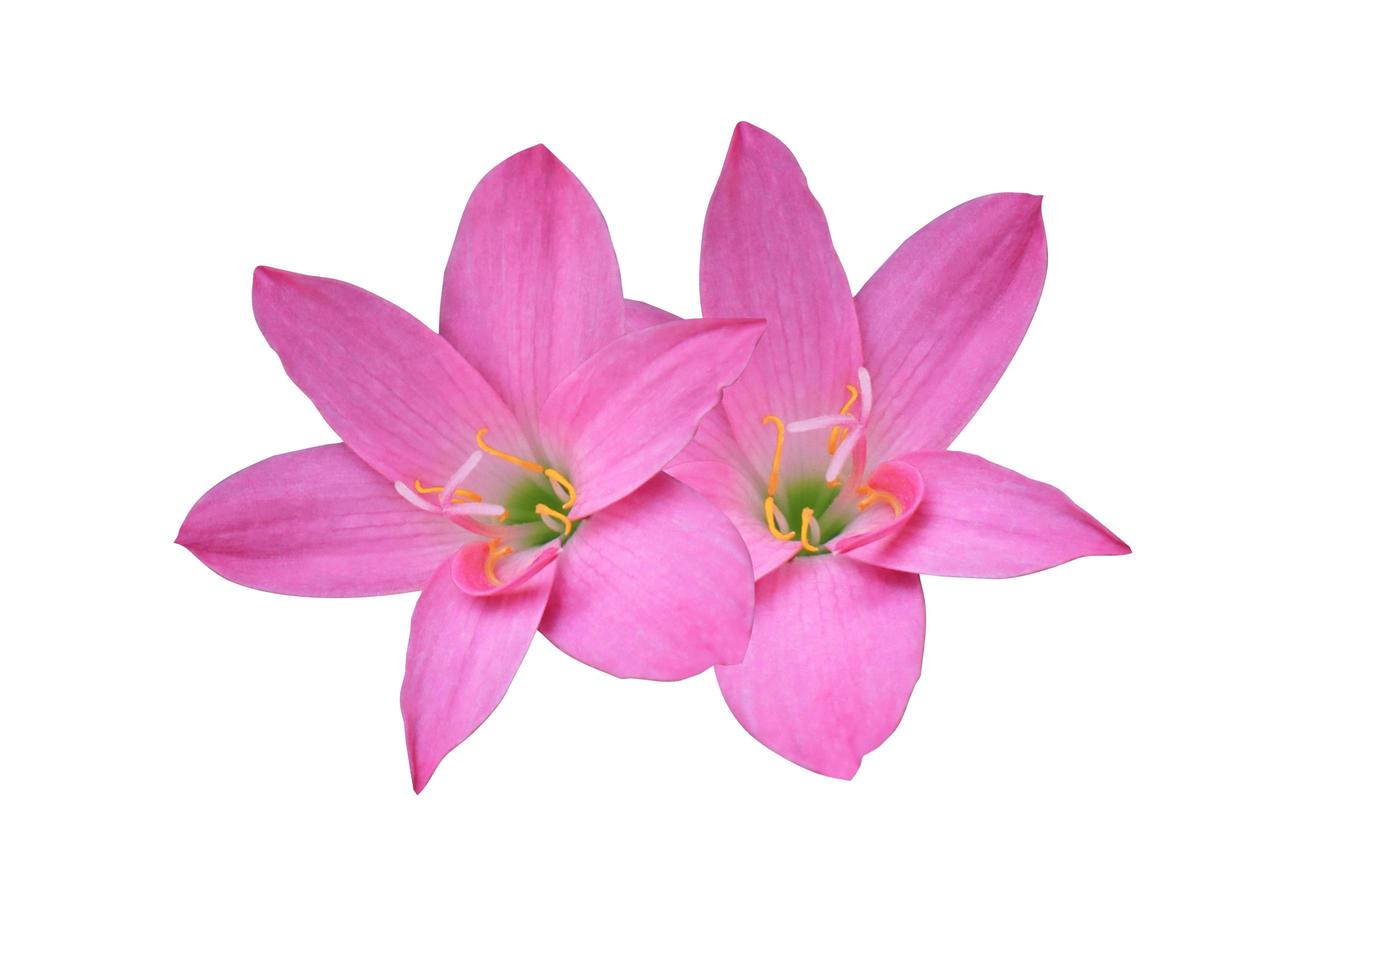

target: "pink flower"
[656,123,1130,778]
[178,147,764,791]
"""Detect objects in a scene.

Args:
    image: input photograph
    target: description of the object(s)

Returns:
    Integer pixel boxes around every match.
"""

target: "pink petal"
[667,459,800,579]
[251,267,527,491]
[856,194,1048,460]
[623,298,679,330]
[668,404,759,478]
[701,123,863,479]
[401,556,556,793]
[633,314,762,485]
[842,451,1130,577]
[538,317,764,519]
[177,444,469,597]
[829,458,925,555]
[715,556,924,778]
[540,474,754,681]
[441,145,625,429]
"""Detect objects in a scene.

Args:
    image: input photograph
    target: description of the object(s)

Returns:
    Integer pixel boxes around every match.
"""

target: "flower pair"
[179,123,1127,789]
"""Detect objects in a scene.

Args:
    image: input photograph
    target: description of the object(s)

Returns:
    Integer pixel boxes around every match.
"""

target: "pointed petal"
[540,474,754,681]
[843,451,1129,577]
[177,444,469,597]
[401,556,556,793]
[251,267,527,490]
[441,145,624,429]
[701,123,863,479]
[538,317,764,518]
[667,459,800,579]
[716,556,924,778]
[624,298,679,330]
[857,193,1048,459]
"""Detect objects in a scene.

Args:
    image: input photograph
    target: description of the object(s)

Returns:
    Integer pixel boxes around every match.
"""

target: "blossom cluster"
[178,123,1128,789]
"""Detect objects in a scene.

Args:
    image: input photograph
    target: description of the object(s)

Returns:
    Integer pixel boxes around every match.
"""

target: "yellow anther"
[839,384,860,415]
[762,416,786,497]
[484,539,513,587]
[476,428,545,474]
[826,385,860,456]
[857,485,903,516]
[534,502,574,537]
[764,495,796,541]
[412,479,480,502]
[545,468,577,510]
[798,507,821,553]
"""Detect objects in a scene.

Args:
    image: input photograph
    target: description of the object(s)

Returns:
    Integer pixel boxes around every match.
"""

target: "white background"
[4,2,1394,976]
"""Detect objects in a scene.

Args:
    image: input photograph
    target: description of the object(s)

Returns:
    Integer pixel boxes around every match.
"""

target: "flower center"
[758,368,897,555]
[395,428,579,585]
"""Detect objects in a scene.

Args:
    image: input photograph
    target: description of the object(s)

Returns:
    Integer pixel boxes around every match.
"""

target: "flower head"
[179,146,764,791]
[663,123,1130,777]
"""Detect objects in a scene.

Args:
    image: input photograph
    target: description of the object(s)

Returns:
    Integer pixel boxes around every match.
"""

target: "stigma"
[786,367,873,487]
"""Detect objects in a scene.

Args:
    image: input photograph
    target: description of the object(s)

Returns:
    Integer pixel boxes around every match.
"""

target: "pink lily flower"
[656,123,1130,778]
[178,146,764,791]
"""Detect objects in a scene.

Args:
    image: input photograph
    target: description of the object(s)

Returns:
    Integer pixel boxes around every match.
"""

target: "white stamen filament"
[398,477,503,519]
[447,501,506,518]
[806,514,822,544]
[788,413,858,433]
[395,481,441,512]
[825,426,863,483]
[857,366,873,421]
[537,509,566,533]
[440,450,484,505]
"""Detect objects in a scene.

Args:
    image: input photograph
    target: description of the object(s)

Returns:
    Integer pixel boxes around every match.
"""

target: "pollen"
[827,384,860,455]
[476,428,545,474]
[857,485,902,516]
[764,495,796,541]
[798,507,821,553]
[395,480,502,518]
[534,502,574,538]
[545,469,577,510]
[759,415,800,543]
[397,458,504,521]
[413,479,481,503]
[762,415,786,497]
[476,428,576,513]
[484,538,513,587]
